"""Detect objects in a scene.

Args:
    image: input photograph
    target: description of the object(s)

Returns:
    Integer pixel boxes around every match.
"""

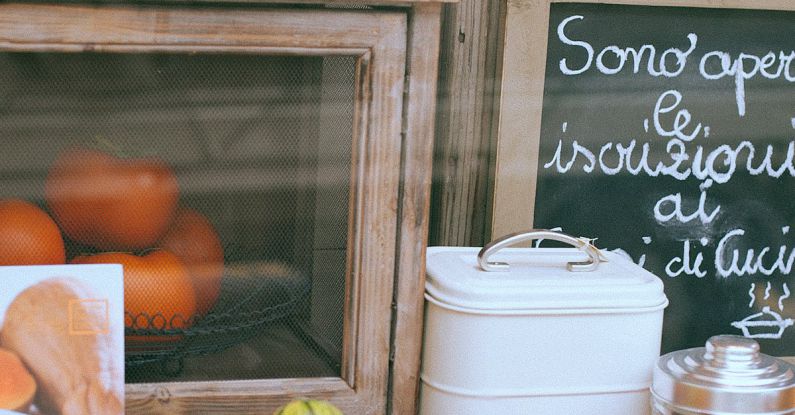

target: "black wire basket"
[124,261,310,373]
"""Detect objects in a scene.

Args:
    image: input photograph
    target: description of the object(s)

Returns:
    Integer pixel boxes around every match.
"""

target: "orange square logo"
[68,299,110,335]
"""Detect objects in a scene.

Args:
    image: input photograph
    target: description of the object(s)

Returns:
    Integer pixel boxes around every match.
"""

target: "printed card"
[0,265,124,415]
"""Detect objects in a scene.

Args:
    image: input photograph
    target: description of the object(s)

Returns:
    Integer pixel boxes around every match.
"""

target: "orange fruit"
[45,148,179,251]
[159,208,224,315]
[0,199,65,265]
[0,348,36,413]
[71,250,196,341]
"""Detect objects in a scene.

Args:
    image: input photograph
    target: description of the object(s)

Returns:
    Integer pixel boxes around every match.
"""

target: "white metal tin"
[420,232,668,415]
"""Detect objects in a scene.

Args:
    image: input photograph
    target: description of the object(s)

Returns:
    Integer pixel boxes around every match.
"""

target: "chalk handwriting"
[653,183,720,224]
[545,136,795,184]
[699,50,795,116]
[558,15,794,116]
[611,247,646,267]
[557,15,697,77]
[546,137,795,183]
[715,228,795,278]
[665,239,707,278]
[654,90,704,142]
[548,13,795,341]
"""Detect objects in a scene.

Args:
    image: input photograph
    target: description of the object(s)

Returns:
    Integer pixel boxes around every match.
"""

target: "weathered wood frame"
[0,3,442,414]
[430,0,505,248]
[492,0,795,238]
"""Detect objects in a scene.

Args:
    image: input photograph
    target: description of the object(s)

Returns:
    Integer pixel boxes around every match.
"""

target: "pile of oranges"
[0,147,224,338]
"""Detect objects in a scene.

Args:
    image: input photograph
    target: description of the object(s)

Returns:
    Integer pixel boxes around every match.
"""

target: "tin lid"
[652,335,795,414]
[425,230,667,311]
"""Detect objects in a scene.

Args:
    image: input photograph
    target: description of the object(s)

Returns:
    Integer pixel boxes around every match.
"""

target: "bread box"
[419,230,669,414]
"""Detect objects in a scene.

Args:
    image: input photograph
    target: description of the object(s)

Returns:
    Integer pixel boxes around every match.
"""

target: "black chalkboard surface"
[534,3,795,354]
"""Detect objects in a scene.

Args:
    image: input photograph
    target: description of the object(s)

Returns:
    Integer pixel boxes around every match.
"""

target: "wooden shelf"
[126,323,339,383]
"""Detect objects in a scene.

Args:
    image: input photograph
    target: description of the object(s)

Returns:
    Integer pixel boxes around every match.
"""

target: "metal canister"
[420,230,668,414]
[652,335,795,414]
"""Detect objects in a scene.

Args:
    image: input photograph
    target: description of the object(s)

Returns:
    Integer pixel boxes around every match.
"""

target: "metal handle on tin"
[477,229,603,272]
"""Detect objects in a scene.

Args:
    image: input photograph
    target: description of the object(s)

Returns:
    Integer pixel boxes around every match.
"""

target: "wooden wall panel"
[430,0,505,247]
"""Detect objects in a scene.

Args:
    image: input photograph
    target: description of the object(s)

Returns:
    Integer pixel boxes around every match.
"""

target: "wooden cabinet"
[0,2,445,413]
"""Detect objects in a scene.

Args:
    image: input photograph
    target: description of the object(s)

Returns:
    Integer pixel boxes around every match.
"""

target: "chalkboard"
[532,3,795,354]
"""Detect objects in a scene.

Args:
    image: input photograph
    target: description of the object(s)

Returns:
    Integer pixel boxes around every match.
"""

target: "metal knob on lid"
[652,335,795,414]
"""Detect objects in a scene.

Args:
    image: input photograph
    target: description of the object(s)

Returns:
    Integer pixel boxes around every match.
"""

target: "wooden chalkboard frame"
[492,0,795,239]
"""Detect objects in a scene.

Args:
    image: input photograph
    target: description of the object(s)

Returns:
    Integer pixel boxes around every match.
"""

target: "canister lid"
[425,247,667,311]
[652,335,795,414]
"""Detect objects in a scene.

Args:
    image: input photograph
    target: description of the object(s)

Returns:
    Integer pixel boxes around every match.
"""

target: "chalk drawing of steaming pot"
[732,307,794,339]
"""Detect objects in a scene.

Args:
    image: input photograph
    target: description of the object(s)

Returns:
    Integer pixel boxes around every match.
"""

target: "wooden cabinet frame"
[0,3,442,413]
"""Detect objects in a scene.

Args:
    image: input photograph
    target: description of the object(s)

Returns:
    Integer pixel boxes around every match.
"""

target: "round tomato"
[0,199,65,265]
[71,250,196,336]
[45,148,179,251]
[158,208,224,315]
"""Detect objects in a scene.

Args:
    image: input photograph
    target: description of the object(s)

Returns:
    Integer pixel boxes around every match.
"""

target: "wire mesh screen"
[0,52,356,381]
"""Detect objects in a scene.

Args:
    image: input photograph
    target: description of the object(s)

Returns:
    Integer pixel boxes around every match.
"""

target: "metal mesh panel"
[0,52,356,381]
